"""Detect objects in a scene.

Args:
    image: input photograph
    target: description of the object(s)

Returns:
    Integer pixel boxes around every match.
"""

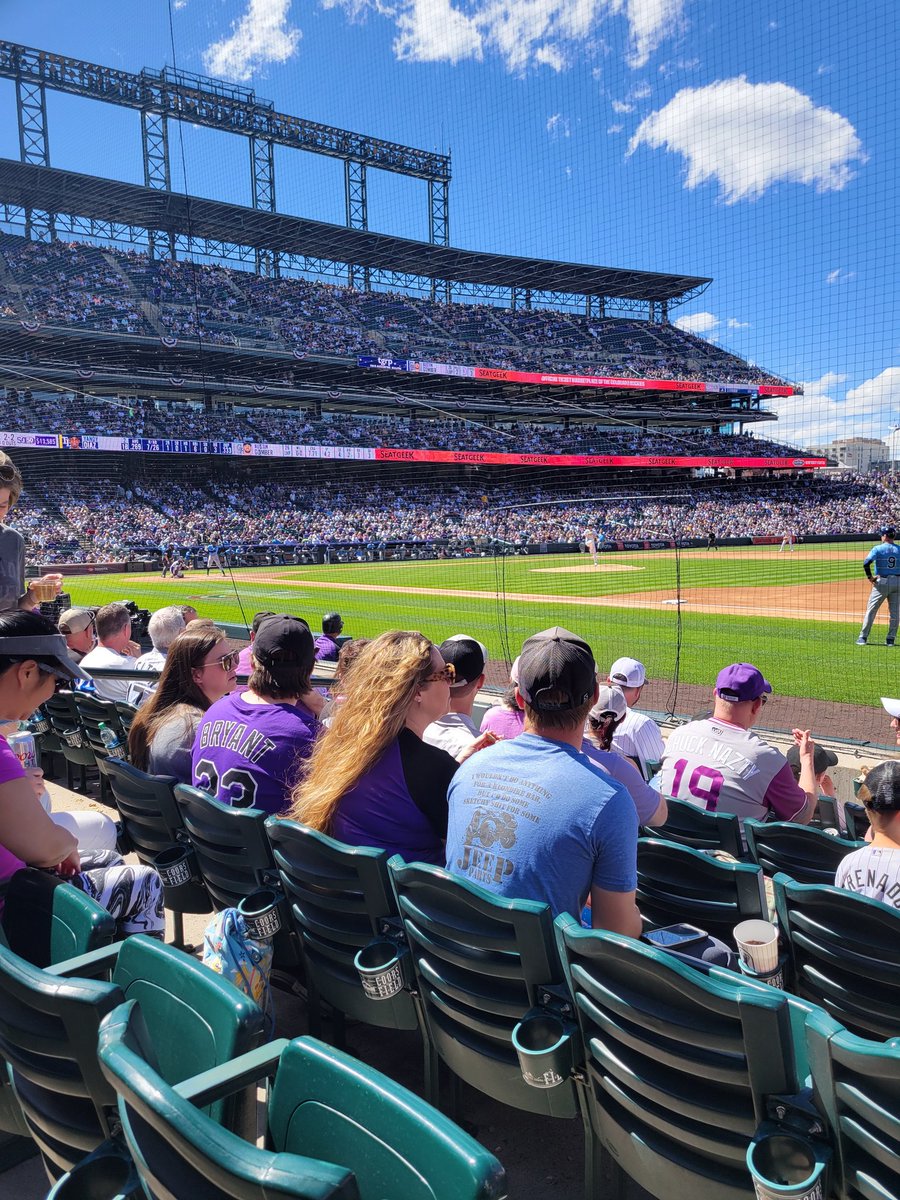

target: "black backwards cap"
[517,626,595,712]
[858,761,900,812]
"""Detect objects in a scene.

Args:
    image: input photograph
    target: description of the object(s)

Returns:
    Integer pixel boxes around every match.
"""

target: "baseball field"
[58,539,897,711]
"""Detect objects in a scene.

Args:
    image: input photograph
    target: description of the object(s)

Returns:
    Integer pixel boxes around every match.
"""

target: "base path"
[236,569,869,625]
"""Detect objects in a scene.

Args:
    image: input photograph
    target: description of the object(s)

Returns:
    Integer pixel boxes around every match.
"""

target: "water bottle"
[98,722,126,760]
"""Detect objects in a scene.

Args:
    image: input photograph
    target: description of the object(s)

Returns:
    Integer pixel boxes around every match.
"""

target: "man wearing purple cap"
[660,663,818,845]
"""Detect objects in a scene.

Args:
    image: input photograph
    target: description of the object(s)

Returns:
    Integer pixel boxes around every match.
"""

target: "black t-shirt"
[396,726,459,839]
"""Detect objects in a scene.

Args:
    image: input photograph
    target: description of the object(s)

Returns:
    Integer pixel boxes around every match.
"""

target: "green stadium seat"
[77,1004,509,1200]
[637,837,767,941]
[103,759,211,948]
[773,872,900,1040]
[842,802,868,842]
[811,795,841,831]
[805,1009,900,1200]
[173,783,301,976]
[265,818,421,1046]
[0,934,265,1181]
[43,690,97,793]
[388,858,581,1121]
[647,797,745,859]
[72,693,128,806]
[555,916,808,1200]
[743,820,863,886]
[0,880,115,1150]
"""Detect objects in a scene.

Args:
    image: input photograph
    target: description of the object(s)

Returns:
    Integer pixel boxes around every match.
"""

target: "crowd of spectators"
[12,470,897,564]
[0,233,786,386]
[0,391,805,460]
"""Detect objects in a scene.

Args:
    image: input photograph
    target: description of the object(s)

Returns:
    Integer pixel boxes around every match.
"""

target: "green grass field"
[61,540,895,708]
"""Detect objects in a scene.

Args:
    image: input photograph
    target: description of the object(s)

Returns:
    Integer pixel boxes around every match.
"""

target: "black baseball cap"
[786,743,838,776]
[252,615,314,670]
[439,635,488,687]
[880,526,897,539]
[858,761,900,811]
[517,626,595,712]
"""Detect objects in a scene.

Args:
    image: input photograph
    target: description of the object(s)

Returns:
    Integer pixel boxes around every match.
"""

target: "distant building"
[807,437,889,472]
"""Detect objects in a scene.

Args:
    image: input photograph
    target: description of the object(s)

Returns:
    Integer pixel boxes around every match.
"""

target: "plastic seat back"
[97,1005,506,1200]
[650,797,744,858]
[103,759,210,924]
[805,1010,900,1200]
[637,838,767,941]
[73,693,126,759]
[0,934,265,1180]
[44,691,97,767]
[812,795,840,831]
[266,819,418,1032]
[389,859,579,1119]
[174,784,300,970]
[744,821,862,885]
[773,873,900,1040]
[0,883,114,1142]
[842,802,868,842]
[556,917,801,1200]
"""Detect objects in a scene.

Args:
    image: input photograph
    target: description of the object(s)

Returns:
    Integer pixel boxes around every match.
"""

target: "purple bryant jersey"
[192,690,318,815]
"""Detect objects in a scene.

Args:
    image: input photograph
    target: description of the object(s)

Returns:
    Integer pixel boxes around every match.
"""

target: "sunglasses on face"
[423,663,456,684]
[200,650,239,672]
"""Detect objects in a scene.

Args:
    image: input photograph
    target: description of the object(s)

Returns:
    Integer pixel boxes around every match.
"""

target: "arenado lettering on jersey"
[199,720,275,764]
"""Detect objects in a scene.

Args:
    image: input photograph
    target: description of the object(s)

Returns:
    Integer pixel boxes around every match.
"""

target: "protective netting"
[0,1,897,748]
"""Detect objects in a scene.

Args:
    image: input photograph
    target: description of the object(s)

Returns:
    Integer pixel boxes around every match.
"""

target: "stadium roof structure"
[0,159,710,307]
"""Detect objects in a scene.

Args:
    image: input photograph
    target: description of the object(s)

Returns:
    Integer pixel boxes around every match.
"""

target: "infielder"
[778,530,796,553]
[583,527,599,566]
[857,525,899,646]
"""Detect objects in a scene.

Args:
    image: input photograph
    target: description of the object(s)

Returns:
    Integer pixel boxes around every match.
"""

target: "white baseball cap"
[588,684,628,723]
[882,697,900,719]
[608,656,646,688]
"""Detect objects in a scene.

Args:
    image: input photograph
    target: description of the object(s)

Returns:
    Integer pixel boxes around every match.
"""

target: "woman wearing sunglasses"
[290,630,494,865]
[0,610,164,940]
[128,622,237,782]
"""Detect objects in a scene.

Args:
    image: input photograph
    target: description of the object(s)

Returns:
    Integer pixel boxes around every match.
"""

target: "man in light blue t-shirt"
[445,626,641,935]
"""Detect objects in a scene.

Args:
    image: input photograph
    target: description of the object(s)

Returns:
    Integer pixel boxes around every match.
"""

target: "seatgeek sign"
[0,430,827,471]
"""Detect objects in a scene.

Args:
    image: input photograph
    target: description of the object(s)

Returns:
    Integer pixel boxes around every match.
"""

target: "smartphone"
[642,923,708,949]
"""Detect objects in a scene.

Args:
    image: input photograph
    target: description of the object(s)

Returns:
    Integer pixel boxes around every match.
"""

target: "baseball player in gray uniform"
[857,526,900,646]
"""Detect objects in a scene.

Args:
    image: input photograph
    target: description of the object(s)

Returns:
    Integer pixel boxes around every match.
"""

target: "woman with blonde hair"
[291,630,486,864]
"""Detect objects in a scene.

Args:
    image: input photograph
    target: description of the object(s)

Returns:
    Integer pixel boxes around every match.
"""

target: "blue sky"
[1,0,897,451]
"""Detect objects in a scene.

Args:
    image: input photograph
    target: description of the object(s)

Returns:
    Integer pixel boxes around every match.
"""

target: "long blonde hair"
[289,630,434,833]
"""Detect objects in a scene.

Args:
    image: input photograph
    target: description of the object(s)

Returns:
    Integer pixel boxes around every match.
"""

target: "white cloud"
[629,80,651,99]
[607,123,624,133]
[628,77,867,202]
[674,311,719,334]
[393,0,483,62]
[726,318,749,328]
[826,267,856,285]
[625,0,685,68]
[611,98,633,112]
[203,0,301,81]
[324,0,684,73]
[535,43,567,70]
[764,369,900,448]
[546,112,571,137]
[174,0,188,9]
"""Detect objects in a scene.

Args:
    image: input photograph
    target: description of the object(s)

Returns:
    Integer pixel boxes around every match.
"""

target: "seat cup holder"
[237,888,283,940]
[747,1132,831,1200]
[512,1013,574,1089]
[154,845,194,888]
[354,939,408,1000]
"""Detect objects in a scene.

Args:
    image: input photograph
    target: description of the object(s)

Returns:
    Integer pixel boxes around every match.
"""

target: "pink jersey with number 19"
[660,716,807,828]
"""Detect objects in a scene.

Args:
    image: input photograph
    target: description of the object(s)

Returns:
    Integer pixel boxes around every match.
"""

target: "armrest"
[46,942,122,977]
[175,1039,290,1106]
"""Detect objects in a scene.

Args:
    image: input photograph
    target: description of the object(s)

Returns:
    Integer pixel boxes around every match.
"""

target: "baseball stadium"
[1,5,899,1199]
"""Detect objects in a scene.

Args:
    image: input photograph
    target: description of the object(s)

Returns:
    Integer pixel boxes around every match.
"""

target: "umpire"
[857,526,900,646]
